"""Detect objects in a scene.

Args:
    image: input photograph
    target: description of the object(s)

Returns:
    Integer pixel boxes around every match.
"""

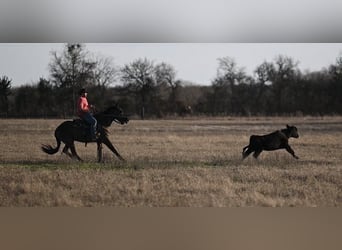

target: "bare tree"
[217,57,246,84]
[49,43,118,116]
[155,62,181,113]
[92,55,119,87]
[328,53,342,113]
[37,78,55,117]
[0,76,12,116]
[272,55,300,113]
[254,61,275,85]
[155,62,177,86]
[49,43,95,116]
[273,55,299,82]
[120,58,156,119]
[213,57,247,114]
[329,53,342,81]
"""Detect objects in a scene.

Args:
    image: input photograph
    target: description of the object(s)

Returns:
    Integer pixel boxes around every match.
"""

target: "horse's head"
[102,104,129,125]
[286,124,299,138]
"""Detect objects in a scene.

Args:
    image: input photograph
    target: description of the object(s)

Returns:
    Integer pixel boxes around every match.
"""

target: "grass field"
[0,117,341,207]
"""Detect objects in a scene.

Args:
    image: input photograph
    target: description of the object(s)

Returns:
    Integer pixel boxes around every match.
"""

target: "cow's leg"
[102,137,125,161]
[253,150,262,159]
[285,145,299,159]
[69,143,82,161]
[97,141,103,163]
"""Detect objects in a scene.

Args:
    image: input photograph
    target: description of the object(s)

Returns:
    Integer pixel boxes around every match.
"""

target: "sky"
[1,43,342,87]
[1,1,342,86]
[1,0,342,43]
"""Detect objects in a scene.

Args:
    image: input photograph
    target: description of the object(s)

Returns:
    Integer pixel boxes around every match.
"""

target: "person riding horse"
[42,104,129,162]
[77,88,97,140]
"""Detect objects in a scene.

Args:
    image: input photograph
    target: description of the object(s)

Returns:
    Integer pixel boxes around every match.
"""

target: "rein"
[97,114,129,118]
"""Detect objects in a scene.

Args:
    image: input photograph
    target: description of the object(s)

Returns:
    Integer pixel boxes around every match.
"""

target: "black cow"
[242,125,299,160]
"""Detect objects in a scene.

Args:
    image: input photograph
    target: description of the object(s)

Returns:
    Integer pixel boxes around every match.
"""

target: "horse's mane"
[94,105,128,127]
[94,106,120,127]
[99,125,109,137]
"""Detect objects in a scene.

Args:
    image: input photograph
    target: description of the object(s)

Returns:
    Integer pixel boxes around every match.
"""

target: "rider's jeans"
[82,112,97,139]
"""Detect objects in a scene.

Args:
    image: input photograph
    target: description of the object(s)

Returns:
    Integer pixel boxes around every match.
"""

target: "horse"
[242,125,299,160]
[41,105,129,162]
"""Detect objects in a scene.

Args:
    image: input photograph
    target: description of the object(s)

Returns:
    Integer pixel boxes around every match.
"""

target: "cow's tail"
[41,136,61,155]
[242,145,249,153]
[242,135,254,154]
[242,144,250,159]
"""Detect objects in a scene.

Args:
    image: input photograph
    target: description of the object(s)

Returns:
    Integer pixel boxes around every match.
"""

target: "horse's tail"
[41,136,61,155]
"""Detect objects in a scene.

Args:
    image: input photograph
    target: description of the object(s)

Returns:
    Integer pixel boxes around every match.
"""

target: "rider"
[77,88,97,140]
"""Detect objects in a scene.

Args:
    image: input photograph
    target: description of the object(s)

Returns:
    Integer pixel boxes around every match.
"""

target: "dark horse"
[42,105,129,162]
[242,125,299,160]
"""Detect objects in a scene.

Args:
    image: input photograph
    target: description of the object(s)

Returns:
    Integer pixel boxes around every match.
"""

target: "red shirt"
[77,96,90,117]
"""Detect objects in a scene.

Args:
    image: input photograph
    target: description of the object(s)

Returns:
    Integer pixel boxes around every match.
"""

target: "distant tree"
[272,55,300,114]
[329,53,342,82]
[0,76,12,116]
[49,43,96,116]
[120,58,157,119]
[216,57,246,83]
[36,78,56,117]
[272,55,299,82]
[92,55,119,87]
[155,62,182,114]
[48,43,119,116]
[328,53,342,113]
[254,61,275,85]
[155,62,177,86]
[91,55,120,110]
[254,55,299,114]
[14,85,39,117]
[253,61,276,114]
[211,57,247,114]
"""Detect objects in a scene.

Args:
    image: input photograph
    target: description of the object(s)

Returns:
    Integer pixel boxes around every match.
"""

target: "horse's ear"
[286,124,290,129]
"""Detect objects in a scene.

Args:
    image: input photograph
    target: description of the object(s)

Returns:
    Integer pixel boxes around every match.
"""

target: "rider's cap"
[79,88,87,95]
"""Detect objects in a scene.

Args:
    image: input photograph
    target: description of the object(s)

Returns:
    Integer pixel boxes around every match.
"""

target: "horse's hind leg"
[69,143,83,161]
[62,145,73,158]
[97,142,103,163]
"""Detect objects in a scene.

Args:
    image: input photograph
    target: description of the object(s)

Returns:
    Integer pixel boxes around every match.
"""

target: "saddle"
[72,118,90,129]
[72,119,99,142]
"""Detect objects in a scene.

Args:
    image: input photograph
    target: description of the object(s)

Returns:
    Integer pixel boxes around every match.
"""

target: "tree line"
[0,44,341,118]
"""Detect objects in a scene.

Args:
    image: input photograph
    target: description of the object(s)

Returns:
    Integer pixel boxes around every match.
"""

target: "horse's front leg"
[97,141,103,163]
[102,136,125,161]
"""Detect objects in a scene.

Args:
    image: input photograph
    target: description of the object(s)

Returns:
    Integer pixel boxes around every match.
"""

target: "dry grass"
[0,117,341,207]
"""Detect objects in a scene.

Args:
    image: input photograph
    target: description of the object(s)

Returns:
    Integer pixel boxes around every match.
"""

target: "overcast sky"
[1,43,341,86]
[1,0,342,42]
[1,1,342,86]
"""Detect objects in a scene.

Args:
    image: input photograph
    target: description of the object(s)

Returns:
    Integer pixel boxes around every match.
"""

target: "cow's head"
[286,124,299,138]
